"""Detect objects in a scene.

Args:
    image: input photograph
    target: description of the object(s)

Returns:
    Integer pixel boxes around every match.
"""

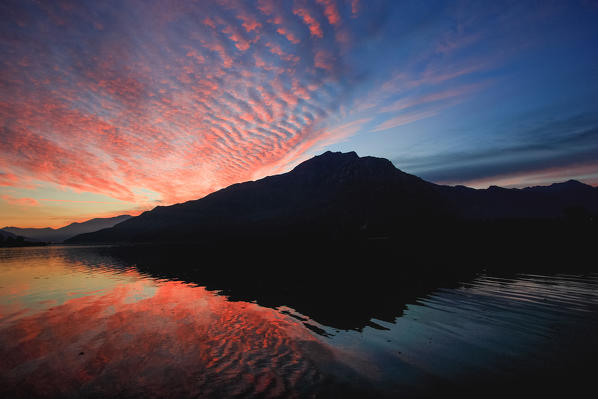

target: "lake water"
[1,245,597,398]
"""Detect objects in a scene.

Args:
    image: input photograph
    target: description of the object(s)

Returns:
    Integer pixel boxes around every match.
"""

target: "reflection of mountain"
[58,244,471,332]
[67,151,598,245]
[3,215,132,243]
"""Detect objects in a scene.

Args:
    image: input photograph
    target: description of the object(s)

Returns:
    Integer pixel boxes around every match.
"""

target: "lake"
[1,245,597,398]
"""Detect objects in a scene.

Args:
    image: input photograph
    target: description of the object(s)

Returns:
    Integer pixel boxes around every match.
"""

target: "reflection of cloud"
[0,255,333,397]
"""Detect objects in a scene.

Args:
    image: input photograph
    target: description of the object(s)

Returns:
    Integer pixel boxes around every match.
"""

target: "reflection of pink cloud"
[0,265,335,397]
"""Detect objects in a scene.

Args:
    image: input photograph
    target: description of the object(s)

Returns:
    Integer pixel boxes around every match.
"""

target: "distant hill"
[4,215,132,243]
[66,151,598,245]
[0,229,18,240]
[0,229,44,247]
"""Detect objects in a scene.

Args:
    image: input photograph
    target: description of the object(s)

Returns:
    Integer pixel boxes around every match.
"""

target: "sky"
[1,0,597,228]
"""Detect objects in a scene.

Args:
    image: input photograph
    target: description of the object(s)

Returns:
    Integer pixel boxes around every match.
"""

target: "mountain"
[0,229,44,247]
[0,229,18,240]
[67,151,598,245]
[4,214,132,243]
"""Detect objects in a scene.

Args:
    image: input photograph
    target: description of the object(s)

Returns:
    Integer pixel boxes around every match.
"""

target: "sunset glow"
[1,0,597,227]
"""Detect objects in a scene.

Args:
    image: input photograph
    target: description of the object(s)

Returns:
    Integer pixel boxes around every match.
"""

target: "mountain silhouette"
[67,151,597,247]
[0,229,44,247]
[4,214,132,243]
[0,229,19,240]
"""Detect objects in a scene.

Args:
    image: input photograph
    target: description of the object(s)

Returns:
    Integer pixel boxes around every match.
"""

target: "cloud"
[370,109,441,132]
[0,173,20,187]
[351,0,359,16]
[39,199,122,204]
[1,194,39,206]
[316,0,341,26]
[379,82,486,114]
[2,0,596,226]
[395,117,598,187]
[2,0,380,209]
[293,6,324,38]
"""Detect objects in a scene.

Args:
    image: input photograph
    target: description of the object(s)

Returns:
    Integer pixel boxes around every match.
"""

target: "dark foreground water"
[1,245,597,398]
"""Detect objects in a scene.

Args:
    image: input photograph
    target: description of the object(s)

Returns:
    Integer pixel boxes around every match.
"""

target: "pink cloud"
[314,49,335,71]
[1,194,39,206]
[0,173,20,187]
[0,0,381,227]
[293,7,324,38]
[277,27,300,44]
[222,25,251,51]
[316,0,341,25]
[203,17,216,29]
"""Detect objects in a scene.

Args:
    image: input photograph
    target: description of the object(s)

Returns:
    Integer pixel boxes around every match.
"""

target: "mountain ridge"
[67,151,598,244]
[4,214,133,243]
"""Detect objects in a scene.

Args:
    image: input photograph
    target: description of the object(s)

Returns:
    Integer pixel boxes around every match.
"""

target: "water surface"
[1,245,597,398]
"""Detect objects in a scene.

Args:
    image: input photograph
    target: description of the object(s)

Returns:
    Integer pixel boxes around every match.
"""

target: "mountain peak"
[291,151,359,173]
[290,151,403,180]
[66,151,598,245]
[523,179,593,192]
[305,150,360,165]
[555,179,586,187]
[319,150,359,159]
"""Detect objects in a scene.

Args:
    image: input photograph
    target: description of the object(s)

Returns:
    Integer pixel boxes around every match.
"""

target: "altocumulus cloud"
[0,0,391,206]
